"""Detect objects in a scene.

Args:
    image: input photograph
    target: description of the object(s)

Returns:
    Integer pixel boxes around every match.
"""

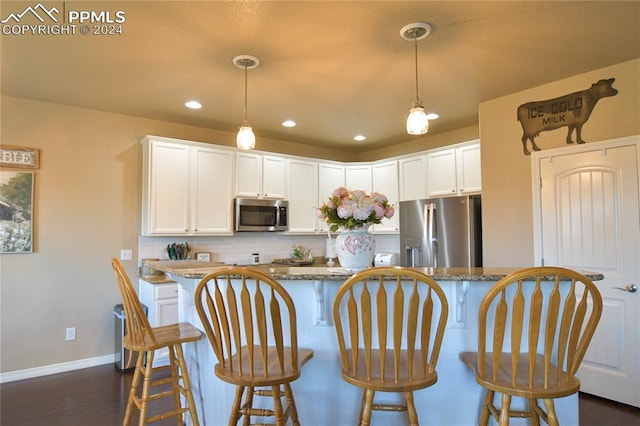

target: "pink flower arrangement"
[317,186,395,231]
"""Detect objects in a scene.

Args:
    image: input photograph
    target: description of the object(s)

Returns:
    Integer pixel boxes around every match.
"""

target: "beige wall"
[480,58,640,266]
[1,58,638,375]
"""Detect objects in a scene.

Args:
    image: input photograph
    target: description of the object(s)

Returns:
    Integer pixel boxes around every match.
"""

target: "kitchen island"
[151,261,602,426]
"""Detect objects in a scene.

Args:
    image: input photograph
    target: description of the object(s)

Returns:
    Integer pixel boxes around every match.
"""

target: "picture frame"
[1,170,35,253]
[0,146,40,169]
[195,252,211,262]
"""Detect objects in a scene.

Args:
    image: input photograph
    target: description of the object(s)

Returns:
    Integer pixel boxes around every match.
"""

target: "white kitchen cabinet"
[345,164,372,192]
[455,143,482,194]
[426,141,481,197]
[286,159,318,233]
[138,279,179,363]
[235,152,286,199]
[141,137,234,236]
[399,155,427,201]
[426,148,458,197]
[372,160,399,233]
[317,162,345,233]
[191,146,235,234]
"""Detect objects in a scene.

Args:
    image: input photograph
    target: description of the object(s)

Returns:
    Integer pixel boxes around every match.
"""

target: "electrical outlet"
[66,327,76,341]
[120,249,132,261]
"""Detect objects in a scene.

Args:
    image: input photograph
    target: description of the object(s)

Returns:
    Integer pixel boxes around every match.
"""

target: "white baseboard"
[0,353,116,383]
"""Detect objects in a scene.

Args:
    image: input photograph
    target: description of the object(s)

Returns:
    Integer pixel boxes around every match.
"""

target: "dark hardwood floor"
[1,364,639,425]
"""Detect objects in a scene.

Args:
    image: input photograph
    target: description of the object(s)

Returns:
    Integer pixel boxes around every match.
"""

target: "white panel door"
[533,136,640,407]
[287,159,318,233]
[426,148,457,197]
[318,163,345,233]
[345,164,372,192]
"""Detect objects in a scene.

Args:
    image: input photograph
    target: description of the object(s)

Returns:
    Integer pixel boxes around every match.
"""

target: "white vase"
[335,225,375,271]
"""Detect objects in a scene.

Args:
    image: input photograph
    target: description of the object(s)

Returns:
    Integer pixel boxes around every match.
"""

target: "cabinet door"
[156,299,179,327]
[192,147,234,234]
[345,164,372,192]
[426,149,457,197]
[399,155,427,201]
[287,159,318,233]
[262,155,286,199]
[372,161,399,233]
[144,141,190,235]
[235,152,262,198]
[318,163,345,233]
[456,143,482,194]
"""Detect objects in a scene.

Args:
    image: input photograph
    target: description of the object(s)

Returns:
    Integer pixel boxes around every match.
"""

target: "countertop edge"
[148,261,604,282]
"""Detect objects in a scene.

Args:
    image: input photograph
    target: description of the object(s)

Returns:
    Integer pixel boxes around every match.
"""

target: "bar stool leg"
[174,343,199,426]
[124,353,144,426]
[479,390,494,426]
[138,350,156,426]
[283,383,300,425]
[405,391,418,426]
[359,389,375,426]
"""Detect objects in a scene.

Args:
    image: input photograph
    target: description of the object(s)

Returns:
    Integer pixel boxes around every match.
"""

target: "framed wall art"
[1,170,34,253]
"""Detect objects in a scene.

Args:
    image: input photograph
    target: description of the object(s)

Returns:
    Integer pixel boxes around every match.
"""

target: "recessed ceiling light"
[426,113,439,120]
[282,120,296,127]
[354,135,366,141]
[185,100,202,109]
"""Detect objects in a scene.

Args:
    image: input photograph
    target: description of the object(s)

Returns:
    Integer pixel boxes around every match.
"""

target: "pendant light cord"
[413,37,420,103]
[243,65,248,123]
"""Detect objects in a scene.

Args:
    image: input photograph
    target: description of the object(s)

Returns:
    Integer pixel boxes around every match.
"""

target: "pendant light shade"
[233,55,260,150]
[401,23,432,136]
[407,104,429,135]
[236,123,255,150]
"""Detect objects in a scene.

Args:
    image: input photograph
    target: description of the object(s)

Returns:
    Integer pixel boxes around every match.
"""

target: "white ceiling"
[2,1,639,152]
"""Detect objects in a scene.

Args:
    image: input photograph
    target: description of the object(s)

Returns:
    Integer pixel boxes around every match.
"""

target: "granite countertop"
[138,274,176,284]
[147,260,604,282]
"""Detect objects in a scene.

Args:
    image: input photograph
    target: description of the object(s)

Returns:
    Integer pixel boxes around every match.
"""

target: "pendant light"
[233,55,260,150]
[401,23,432,135]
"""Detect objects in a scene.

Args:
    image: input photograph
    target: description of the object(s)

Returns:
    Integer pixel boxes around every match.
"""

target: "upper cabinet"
[399,155,427,201]
[141,137,234,236]
[235,152,286,199]
[372,160,399,233]
[345,164,372,192]
[426,148,458,197]
[286,158,318,233]
[141,136,480,236]
[426,141,481,198]
[455,143,482,194]
[318,162,345,233]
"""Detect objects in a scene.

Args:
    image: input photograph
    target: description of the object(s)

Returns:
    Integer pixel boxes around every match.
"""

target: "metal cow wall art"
[517,78,618,155]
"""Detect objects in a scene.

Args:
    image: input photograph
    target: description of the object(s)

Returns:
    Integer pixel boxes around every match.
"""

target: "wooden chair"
[111,258,202,426]
[194,267,314,426]
[332,267,449,426]
[460,267,603,426]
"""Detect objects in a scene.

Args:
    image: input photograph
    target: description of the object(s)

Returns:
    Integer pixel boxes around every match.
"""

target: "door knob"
[615,284,637,293]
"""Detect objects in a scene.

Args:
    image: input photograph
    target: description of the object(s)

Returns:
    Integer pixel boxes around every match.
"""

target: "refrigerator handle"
[427,203,436,268]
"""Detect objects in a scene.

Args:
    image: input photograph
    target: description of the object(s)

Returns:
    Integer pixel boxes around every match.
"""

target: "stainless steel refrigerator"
[399,195,482,268]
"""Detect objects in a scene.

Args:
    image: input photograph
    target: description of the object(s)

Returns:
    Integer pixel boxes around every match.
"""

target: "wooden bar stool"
[194,267,314,426]
[460,267,603,426]
[332,267,449,426]
[111,258,202,426]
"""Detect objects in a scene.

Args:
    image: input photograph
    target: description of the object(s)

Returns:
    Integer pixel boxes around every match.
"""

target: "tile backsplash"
[138,233,400,266]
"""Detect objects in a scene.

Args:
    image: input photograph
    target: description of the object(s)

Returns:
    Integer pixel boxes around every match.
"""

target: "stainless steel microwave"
[234,198,288,232]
